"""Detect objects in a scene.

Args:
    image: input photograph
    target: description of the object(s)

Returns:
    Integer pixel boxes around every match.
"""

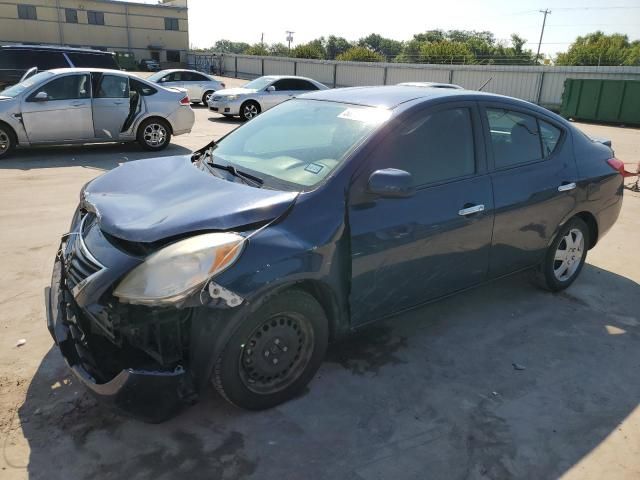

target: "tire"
[536,217,590,292]
[240,100,260,121]
[202,90,215,105]
[0,123,16,159]
[212,289,329,410]
[137,118,171,151]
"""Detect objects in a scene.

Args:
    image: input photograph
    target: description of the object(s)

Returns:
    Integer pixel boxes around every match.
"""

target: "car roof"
[154,69,210,75]
[258,75,318,82]
[398,82,463,89]
[47,67,144,77]
[1,44,114,55]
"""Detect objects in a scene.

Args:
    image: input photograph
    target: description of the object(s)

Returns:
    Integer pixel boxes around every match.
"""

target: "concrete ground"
[0,77,639,480]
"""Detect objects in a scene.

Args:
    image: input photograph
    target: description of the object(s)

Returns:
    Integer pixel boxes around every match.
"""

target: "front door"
[181,71,209,100]
[348,103,494,325]
[480,103,578,278]
[261,78,294,110]
[92,74,131,139]
[21,73,93,142]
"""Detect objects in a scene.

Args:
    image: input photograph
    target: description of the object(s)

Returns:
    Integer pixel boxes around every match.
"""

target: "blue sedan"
[46,86,624,421]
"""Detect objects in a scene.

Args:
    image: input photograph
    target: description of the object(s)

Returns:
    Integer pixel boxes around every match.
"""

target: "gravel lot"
[1,78,639,480]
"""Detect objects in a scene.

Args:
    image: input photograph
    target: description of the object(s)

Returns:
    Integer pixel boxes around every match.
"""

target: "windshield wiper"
[205,160,264,188]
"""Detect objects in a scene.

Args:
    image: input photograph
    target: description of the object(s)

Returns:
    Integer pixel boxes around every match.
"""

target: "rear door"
[480,102,577,277]
[21,73,93,142]
[348,102,494,325]
[92,73,131,139]
[181,71,210,100]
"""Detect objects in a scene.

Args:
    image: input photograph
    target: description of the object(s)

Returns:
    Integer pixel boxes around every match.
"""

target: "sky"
[140,0,640,57]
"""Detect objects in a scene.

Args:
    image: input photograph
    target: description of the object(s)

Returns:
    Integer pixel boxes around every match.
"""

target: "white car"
[208,75,329,121]
[0,68,195,158]
[146,69,226,105]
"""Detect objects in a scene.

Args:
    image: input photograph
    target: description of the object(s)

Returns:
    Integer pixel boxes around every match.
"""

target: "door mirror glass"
[33,91,48,101]
[367,168,415,198]
[266,85,276,92]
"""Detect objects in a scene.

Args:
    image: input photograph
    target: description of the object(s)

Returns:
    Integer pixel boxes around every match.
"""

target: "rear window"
[0,49,69,70]
[130,78,157,96]
[67,52,118,69]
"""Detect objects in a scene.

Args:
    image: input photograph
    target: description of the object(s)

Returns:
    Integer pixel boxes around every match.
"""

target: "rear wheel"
[212,289,328,410]
[0,123,16,159]
[137,118,171,151]
[202,90,215,105]
[240,101,260,121]
[536,217,589,291]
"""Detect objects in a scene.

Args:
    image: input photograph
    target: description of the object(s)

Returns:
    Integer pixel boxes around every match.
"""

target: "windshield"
[0,71,54,98]
[209,99,391,189]
[242,77,275,90]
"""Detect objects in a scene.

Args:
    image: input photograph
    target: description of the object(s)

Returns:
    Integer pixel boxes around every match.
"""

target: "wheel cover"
[553,228,585,281]
[205,91,214,103]
[0,129,9,153]
[238,313,314,395]
[143,123,167,147]
[243,104,258,119]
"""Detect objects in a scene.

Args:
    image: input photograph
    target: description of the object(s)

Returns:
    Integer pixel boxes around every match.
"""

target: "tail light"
[607,157,633,177]
[180,96,190,105]
[220,83,226,88]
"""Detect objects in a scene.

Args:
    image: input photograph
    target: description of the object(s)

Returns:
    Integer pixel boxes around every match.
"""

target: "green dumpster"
[560,78,640,125]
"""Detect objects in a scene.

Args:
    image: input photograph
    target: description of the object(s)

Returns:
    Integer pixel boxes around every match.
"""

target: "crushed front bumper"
[208,99,241,115]
[46,257,193,423]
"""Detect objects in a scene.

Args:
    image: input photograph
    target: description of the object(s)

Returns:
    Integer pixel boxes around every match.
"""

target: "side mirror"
[33,91,49,102]
[266,85,276,92]
[367,168,415,198]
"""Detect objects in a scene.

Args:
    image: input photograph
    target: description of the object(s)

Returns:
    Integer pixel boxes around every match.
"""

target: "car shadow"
[207,115,242,125]
[0,143,193,171]
[13,264,640,479]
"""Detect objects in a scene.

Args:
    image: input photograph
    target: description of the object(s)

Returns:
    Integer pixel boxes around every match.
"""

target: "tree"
[292,42,325,59]
[214,39,250,54]
[556,31,640,66]
[418,41,473,64]
[358,33,403,60]
[336,46,384,62]
[325,35,353,60]
[244,44,269,56]
[269,43,290,57]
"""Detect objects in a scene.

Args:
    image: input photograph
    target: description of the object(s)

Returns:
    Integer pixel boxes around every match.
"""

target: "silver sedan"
[146,69,226,105]
[0,68,195,159]
[208,75,328,121]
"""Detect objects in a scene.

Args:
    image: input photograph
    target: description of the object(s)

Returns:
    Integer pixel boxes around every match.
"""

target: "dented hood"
[83,155,298,243]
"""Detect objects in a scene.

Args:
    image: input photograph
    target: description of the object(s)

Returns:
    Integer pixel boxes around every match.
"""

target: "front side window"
[96,75,129,98]
[29,74,90,101]
[166,50,181,63]
[17,4,37,20]
[209,99,391,189]
[486,108,542,168]
[65,8,77,23]
[87,11,105,25]
[378,108,476,186]
[0,71,54,97]
[243,77,275,90]
[164,17,179,30]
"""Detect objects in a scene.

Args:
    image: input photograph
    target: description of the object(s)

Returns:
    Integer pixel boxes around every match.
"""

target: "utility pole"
[260,32,264,47]
[286,31,294,53]
[536,9,551,62]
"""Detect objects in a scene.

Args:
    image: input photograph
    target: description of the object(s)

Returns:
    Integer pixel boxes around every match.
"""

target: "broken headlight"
[113,233,245,305]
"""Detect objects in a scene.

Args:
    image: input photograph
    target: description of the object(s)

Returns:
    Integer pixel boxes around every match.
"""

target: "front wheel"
[240,101,260,121]
[0,123,16,159]
[137,118,171,151]
[212,289,328,410]
[536,217,590,292]
[202,90,215,105]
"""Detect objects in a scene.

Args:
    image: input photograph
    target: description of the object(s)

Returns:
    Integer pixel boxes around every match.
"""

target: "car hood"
[83,155,299,243]
[214,87,256,96]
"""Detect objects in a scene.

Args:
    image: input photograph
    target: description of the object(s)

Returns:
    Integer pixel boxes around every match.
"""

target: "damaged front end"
[46,209,244,422]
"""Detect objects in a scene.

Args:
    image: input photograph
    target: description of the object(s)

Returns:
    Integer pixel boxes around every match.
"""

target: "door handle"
[458,204,485,216]
[558,182,576,192]
[70,101,84,107]
[112,101,125,105]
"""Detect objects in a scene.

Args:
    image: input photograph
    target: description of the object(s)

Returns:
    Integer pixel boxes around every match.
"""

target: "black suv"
[0,45,120,90]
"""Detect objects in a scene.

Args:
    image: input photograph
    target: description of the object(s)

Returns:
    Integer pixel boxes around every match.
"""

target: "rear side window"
[486,108,541,168]
[539,120,562,157]
[96,75,128,98]
[67,52,118,69]
[130,78,157,96]
[382,107,476,186]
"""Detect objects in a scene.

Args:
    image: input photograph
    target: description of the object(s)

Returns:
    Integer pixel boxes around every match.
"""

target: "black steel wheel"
[212,289,328,410]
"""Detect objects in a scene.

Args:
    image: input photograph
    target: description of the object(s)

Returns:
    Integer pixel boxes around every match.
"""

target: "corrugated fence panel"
[295,61,335,85]
[452,69,541,102]
[264,58,295,76]
[223,55,235,74]
[336,63,385,87]
[236,57,262,78]
[386,66,450,84]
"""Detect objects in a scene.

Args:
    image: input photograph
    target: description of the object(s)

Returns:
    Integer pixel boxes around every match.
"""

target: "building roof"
[0,45,115,54]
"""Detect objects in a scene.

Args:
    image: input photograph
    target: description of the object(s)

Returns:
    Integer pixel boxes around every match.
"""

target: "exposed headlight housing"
[114,233,245,305]
[223,94,239,101]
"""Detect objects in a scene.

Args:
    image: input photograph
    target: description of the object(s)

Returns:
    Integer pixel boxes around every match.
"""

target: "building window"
[166,50,181,62]
[17,4,37,20]
[65,8,78,23]
[164,17,179,31]
[87,11,105,25]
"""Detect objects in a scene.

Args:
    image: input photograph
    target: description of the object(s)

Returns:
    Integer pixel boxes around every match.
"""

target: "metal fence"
[187,53,640,109]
